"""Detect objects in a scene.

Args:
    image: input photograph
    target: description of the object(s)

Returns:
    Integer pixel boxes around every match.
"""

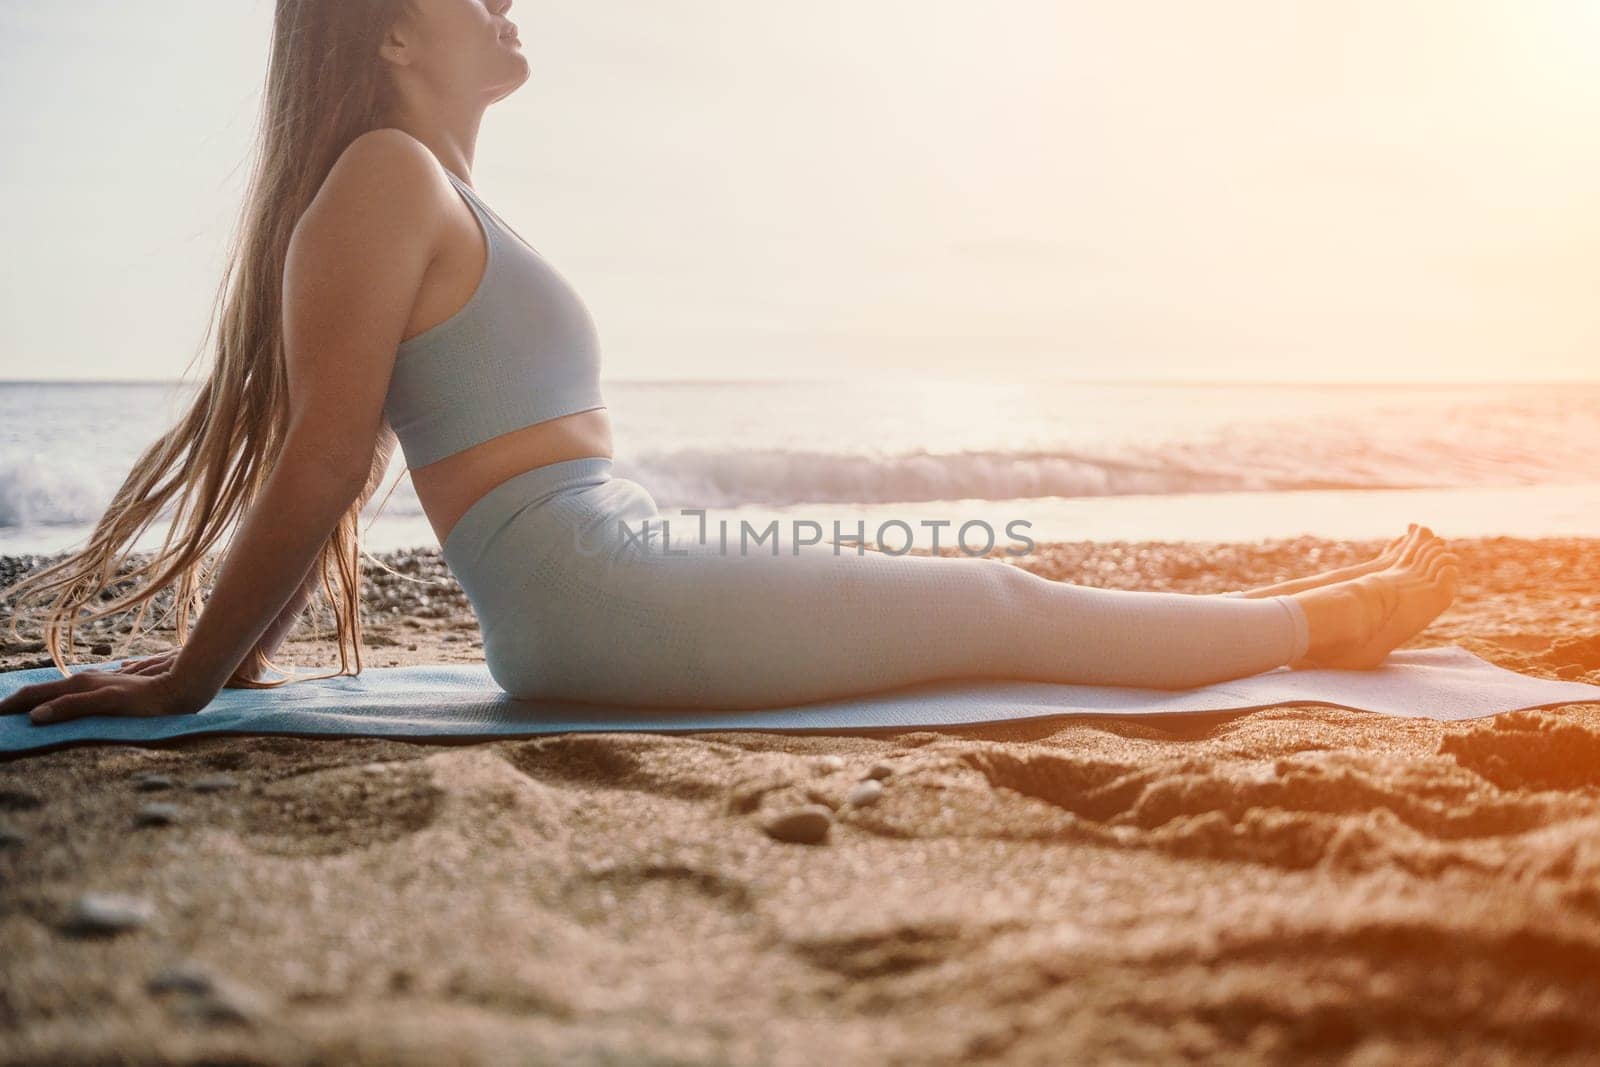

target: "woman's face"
[386,0,529,104]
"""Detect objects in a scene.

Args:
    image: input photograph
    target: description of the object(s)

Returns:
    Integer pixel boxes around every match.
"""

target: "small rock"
[190,774,238,794]
[762,805,833,845]
[0,826,23,849]
[135,802,183,827]
[865,763,894,781]
[148,961,215,996]
[61,892,154,937]
[149,963,263,1028]
[0,787,43,811]
[847,779,884,808]
[181,987,260,1027]
[134,774,176,793]
[89,642,113,657]
[816,755,846,773]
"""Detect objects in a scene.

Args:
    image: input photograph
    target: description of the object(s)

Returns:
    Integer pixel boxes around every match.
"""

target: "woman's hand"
[114,647,274,688]
[0,668,213,726]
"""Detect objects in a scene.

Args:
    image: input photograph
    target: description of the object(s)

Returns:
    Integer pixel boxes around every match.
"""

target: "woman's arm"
[117,424,399,684]
[166,433,379,700]
[250,423,399,666]
[169,132,442,701]
[1,129,448,723]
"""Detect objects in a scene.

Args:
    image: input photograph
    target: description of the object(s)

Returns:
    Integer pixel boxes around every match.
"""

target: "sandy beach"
[3,535,1600,1064]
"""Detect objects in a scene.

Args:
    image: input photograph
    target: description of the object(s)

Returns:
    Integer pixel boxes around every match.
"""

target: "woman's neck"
[380,100,486,184]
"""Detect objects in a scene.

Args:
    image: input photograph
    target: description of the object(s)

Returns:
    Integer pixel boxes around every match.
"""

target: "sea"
[3,378,1599,557]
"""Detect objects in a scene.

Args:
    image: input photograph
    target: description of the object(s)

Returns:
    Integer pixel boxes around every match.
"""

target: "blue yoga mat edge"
[3,645,1599,758]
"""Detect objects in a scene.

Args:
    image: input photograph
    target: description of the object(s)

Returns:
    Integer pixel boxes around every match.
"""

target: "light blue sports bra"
[383,168,606,470]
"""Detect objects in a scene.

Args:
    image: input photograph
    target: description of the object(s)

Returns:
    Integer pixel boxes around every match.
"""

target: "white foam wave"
[0,455,119,528]
[616,448,1269,508]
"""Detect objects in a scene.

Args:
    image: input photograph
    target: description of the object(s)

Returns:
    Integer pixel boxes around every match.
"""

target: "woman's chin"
[487,62,531,100]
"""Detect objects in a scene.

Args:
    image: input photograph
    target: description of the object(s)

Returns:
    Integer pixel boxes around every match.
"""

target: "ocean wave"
[4,438,1595,530]
[615,449,1264,508]
[0,456,118,528]
[613,445,1512,508]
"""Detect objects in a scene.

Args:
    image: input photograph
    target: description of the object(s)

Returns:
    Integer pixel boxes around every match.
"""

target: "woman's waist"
[417,409,614,544]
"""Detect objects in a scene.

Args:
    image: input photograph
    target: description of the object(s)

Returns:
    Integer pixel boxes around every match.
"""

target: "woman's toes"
[1426,550,1459,583]
[1397,529,1434,567]
[1393,538,1420,569]
[1427,556,1465,588]
[1438,562,1461,600]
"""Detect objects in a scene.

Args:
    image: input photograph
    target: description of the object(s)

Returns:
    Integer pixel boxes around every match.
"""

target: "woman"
[0,0,1459,726]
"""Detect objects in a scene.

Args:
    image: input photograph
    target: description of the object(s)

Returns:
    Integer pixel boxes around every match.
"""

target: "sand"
[3,535,1600,1065]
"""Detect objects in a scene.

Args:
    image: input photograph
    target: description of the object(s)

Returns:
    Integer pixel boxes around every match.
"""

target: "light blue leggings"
[440,458,1311,708]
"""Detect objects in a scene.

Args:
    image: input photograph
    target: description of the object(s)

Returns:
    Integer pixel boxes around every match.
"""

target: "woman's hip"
[440,459,657,614]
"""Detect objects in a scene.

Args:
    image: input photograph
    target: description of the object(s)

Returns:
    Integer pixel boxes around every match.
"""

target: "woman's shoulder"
[323,127,448,203]
[295,129,454,257]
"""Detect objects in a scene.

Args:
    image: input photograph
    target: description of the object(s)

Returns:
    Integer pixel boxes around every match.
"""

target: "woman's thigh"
[494,527,1032,707]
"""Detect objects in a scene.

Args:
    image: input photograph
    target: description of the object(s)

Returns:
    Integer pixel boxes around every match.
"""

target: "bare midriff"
[409,407,613,547]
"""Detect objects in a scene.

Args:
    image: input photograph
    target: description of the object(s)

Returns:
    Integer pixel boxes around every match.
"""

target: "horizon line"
[3,375,1600,390]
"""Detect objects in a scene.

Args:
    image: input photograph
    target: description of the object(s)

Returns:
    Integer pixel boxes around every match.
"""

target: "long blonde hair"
[1,0,419,687]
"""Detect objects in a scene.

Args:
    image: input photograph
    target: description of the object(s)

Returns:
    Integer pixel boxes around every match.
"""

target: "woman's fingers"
[0,672,94,715]
[3,668,206,723]
[25,672,203,724]
[30,690,115,725]
[114,652,178,676]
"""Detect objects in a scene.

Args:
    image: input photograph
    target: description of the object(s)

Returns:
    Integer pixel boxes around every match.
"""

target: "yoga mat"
[3,646,1599,756]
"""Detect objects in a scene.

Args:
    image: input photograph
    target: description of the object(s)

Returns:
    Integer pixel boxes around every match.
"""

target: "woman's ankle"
[1290,584,1367,667]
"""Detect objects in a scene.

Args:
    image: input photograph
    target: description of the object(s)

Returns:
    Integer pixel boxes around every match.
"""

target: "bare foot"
[1224,523,1428,599]
[1291,534,1460,669]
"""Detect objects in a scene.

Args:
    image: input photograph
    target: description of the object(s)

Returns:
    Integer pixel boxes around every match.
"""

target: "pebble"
[865,763,894,781]
[135,802,183,827]
[148,961,215,996]
[0,788,42,811]
[133,773,176,792]
[0,826,23,849]
[847,779,885,808]
[762,805,833,845]
[89,642,113,656]
[190,774,238,794]
[180,986,260,1027]
[60,892,154,937]
[2,548,477,651]
[148,962,262,1027]
[816,755,846,773]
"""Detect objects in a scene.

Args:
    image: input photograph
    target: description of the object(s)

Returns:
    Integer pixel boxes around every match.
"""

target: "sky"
[0,0,1596,384]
